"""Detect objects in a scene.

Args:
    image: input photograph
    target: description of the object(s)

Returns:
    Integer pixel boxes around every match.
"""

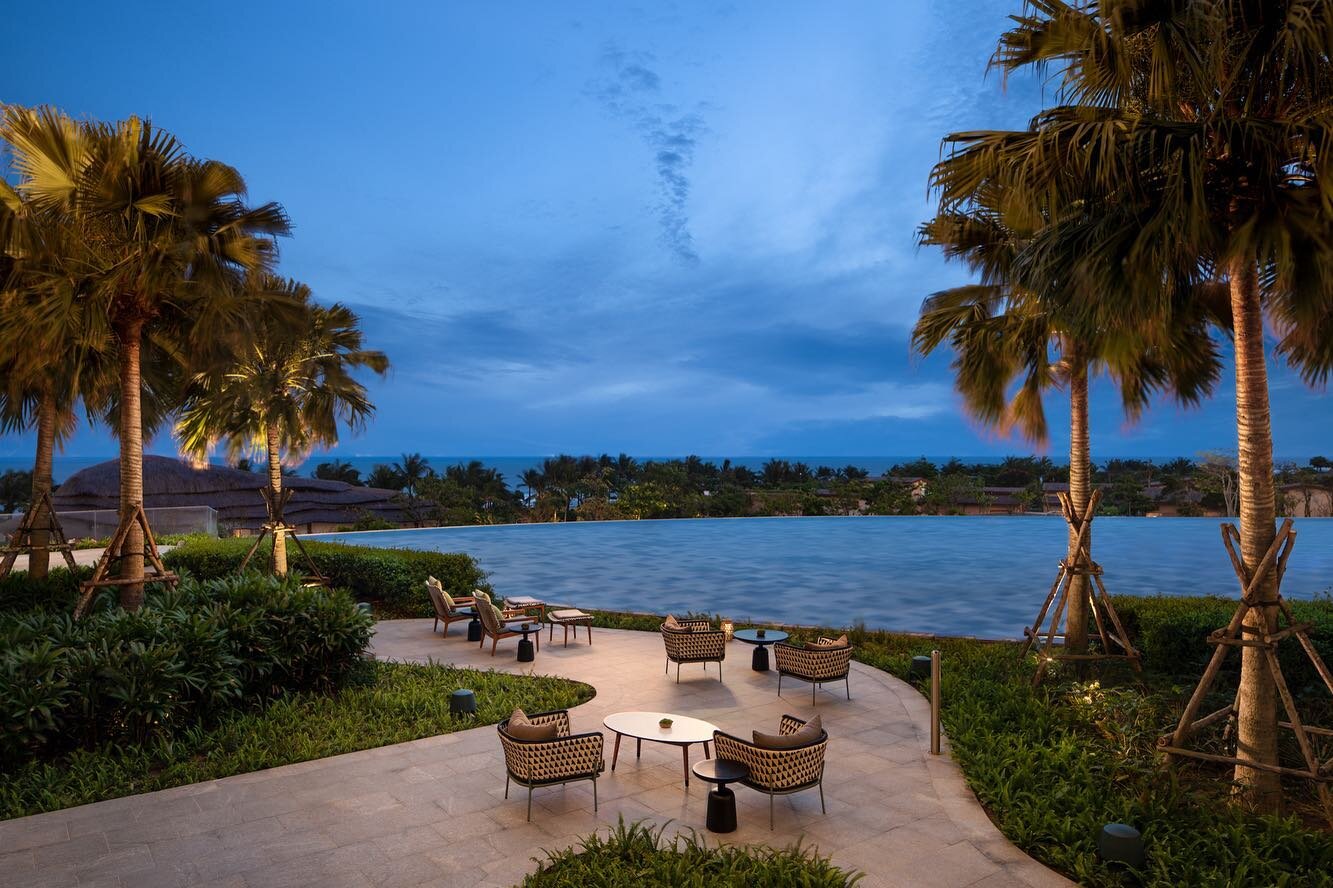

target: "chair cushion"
[817,634,850,648]
[506,708,558,741]
[753,714,822,749]
[550,609,590,621]
[664,614,682,630]
[473,589,491,603]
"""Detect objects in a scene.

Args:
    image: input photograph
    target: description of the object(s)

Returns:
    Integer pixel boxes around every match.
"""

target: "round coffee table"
[603,711,717,787]
[733,628,789,671]
[692,759,750,832]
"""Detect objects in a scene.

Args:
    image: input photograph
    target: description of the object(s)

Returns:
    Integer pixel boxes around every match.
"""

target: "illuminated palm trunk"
[1229,258,1280,812]
[1065,353,1090,655]
[116,319,145,609]
[266,426,288,576]
[27,382,57,579]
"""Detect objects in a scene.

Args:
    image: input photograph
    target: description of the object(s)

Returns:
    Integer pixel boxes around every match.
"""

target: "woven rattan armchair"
[497,709,604,821]
[712,714,829,829]
[476,597,540,656]
[661,619,725,683]
[775,638,853,703]
[425,580,475,637]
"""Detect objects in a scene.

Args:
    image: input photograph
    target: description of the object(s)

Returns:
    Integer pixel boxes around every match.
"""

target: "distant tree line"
[300,452,1333,525]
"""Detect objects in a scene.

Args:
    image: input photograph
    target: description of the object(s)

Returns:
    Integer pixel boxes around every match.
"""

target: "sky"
[1,1,1329,463]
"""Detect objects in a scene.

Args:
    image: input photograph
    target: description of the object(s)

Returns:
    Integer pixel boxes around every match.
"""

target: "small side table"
[692,759,750,833]
[732,628,790,672]
[511,623,537,662]
[464,608,483,643]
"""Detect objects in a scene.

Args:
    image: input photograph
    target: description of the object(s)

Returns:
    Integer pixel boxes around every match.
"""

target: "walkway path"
[5,545,175,573]
[0,621,1070,888]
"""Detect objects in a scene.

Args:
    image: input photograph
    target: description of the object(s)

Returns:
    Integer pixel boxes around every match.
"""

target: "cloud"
[591,44,706,265]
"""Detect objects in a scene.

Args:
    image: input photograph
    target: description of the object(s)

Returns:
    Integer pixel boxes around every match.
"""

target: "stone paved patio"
[0,620,1071,888]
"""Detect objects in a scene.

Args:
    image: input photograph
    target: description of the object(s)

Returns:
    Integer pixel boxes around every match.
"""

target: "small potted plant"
[659,717,674,730]
[756,628,766,638]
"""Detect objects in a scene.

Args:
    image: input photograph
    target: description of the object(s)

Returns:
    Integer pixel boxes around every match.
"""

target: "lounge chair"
[498,708,604,821]
[774,636,853,703]
[661,616,725,683]
[476,593,540,656]
[712,714,829,829]
[425,578,475,637]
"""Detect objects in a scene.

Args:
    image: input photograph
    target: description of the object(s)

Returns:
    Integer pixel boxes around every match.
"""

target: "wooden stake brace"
[237,487,327,585]
[1020,489,1143,687]
[73,504,179,618]
[1158,519,1333,824]
[0,490,79,579]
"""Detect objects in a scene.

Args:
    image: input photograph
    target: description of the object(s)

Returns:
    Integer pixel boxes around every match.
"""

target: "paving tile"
[5,624,1069,888]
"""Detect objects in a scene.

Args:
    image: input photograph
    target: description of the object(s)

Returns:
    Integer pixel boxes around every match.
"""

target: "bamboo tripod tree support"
[1020,489,1142,687]
[73,504,179,618]
[237,487,326,585]
[0,490,79,579]
[1158,519,1333,823]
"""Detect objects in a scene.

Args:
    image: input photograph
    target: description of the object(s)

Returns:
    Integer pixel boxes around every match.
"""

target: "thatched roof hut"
[53,456,416,533]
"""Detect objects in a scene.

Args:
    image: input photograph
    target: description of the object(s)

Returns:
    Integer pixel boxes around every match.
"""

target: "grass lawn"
[0,660,593,820]
[586,607,1333,887]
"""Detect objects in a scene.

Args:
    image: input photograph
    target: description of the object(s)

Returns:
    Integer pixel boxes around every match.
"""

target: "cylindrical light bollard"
[929,649,941,755]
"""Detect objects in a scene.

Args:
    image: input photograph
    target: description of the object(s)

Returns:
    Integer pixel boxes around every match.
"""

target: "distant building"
[53,456,417,535]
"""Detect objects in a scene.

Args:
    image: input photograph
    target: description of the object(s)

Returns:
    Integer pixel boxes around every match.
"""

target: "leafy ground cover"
[522,818,859,887]
[0,659,593,819]
[580,601,1333,887]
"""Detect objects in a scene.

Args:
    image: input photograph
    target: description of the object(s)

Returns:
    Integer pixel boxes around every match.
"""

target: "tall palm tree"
[176,276,388,575]
[393,453,431,500]
[0,106,290,607]
[939,1,1333,810]
[915,198,1220,654]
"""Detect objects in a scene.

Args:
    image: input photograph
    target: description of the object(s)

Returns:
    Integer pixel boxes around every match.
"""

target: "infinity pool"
[315,516,1333,638]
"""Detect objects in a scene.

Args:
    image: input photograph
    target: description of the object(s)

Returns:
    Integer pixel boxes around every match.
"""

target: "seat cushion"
[550,609,590,621]
[754,714,822,749]
[817,634,850,648]
[506,708,558,741]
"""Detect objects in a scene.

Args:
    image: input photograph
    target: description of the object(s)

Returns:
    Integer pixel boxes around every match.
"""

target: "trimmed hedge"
[163,535,488,616]
[0,573,371,763]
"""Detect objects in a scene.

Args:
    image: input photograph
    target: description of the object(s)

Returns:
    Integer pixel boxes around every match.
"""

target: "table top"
[504,621,537,634]
[733,628,789,645]
[603,711,718,744]
[692,758,750,784]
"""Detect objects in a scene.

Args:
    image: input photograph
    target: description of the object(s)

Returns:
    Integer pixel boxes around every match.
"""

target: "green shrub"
[163,536,488,616]
[0,660,594,819]
[0,573,371,763]
[0,566,91,615]
[523,819,860,887]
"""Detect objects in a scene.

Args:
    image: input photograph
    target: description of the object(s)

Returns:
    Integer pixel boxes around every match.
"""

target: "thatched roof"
[54,456,415,529]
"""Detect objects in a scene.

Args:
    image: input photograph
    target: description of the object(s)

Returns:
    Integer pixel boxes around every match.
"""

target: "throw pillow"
[816,634,850,648]
[753,714,823,750]
[664,614,682,631]
[507,708,558,741]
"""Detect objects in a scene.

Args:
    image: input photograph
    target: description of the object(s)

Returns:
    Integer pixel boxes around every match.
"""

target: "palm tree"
[941,2,1333,810]
[915,194,1220,655]
[393,453,431,499]
[0,106,290,607]
[176,276,387,575]
[313,459,362,485]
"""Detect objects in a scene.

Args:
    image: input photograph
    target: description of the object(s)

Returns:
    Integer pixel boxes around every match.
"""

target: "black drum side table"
[732,628,790,672]
[512,623,536,662]
[692,758,750,833]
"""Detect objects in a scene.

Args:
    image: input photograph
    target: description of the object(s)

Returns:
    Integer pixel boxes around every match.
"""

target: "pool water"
[315,516,1333,639]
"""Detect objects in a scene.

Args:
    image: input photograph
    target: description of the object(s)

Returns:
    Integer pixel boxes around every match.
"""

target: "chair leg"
[491,637,498,656]
[433,617,439,633]
[527,786,533,822]
[665,658,669,674]
[778,673,783,696]
[819,781,826,814]
[812,682,817,705]
[505,775,510,799]
[769,792,775,830]
[593,777,598,812]
[677,663,681,684]
[846,676,851,700]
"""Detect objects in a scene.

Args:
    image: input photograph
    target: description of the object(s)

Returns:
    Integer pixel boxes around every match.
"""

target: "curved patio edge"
[0,621,1072,888]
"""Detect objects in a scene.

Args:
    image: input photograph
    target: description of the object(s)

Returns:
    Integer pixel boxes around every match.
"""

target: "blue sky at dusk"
[2,1,1329,463]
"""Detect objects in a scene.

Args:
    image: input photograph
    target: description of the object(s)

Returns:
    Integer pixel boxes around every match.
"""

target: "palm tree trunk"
[27,381,57,579]
[266,426,287,576]
[1065,354,1091,655]
[116,319,146,609]
[1229,257,1281,813]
